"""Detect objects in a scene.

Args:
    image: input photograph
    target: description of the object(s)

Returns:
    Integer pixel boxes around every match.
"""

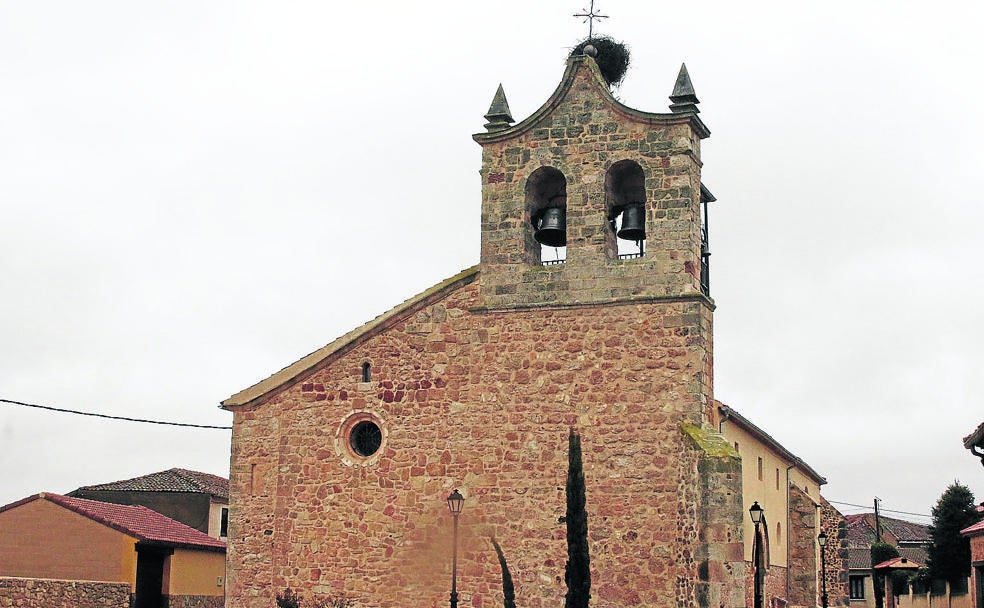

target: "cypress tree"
[927,482,978,586]
[491,537,516,608]
[564,428,591,608]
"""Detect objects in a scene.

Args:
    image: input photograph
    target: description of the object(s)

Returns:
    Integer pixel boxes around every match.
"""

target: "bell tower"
[473,54,713,311]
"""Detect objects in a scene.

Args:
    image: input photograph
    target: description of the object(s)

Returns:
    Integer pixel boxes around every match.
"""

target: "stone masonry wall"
[0,577,130,608]
[168,594,224,608]
[477,56,707,311]
[226,277,730,608]
[819,496,850,608]
[788,485,819,608]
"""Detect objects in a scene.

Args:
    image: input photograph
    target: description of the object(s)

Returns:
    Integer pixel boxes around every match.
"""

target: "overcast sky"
[2,1,982,524]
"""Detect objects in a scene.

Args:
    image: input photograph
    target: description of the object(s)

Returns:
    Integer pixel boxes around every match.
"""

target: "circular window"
[350,420,382,457]
[335,411,387,464]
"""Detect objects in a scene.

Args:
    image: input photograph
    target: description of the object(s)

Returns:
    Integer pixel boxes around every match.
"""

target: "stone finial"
[484,84,514,132]
[669,63,700,114]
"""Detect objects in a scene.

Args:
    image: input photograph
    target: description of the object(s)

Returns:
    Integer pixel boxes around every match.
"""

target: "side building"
[0,492,226,608]
[719,403,848,608]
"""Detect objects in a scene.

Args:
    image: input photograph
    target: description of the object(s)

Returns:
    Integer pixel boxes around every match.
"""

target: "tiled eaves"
[2,493,225,552]
[221,265,480,409]
[717,401,827,486]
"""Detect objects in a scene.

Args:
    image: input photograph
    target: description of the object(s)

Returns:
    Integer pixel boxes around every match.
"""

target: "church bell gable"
[474,54,711,310]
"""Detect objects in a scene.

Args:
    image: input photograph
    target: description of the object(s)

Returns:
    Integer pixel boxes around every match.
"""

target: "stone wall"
[0,577,130,608]
[476,55,708,313]
[225,276,736,608]
[787,485,818,607]
[167,594,225,608]
[819,496,850,607]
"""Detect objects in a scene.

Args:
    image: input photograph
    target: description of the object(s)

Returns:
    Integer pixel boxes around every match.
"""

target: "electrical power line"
[828,499,930,520]
[0,398,231,430]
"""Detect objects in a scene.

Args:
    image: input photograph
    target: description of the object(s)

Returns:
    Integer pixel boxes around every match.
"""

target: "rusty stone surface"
[226,280,735,608]
[0,577,130,608]
[168,594,224,608]
[788,485,819,607]
[819,496,850,608]
[476,56,707,312]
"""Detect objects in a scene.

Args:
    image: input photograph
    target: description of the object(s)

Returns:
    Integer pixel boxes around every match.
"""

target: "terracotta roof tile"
[8,493,226,551]
[962,519,984,536]
[74,468,228,499]
[875,557,921,569]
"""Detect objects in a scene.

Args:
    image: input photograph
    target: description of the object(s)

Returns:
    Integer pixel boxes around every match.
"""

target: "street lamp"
[818,530,829,608]
[447,489,465,608]
[749,502,764,608]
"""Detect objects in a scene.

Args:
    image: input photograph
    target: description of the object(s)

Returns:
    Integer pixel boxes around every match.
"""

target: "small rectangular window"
[757,457,763,481]
[776,468,780,490]
[220,507,229,537]
[734,442,739,453]
[850,575,866,599]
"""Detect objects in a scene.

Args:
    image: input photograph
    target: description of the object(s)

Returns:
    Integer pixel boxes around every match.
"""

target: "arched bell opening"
[526,166,568,265]
[605,160,647,259]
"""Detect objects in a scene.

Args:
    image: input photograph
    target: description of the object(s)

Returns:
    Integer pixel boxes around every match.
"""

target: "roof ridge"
[222,265,480,408]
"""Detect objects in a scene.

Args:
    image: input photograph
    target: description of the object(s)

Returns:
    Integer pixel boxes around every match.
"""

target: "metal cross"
[574,1,608,39]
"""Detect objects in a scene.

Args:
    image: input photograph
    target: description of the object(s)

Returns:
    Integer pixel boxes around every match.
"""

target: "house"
[719,404,847,608]
[844,513,929,606]
[68,467,230,539]
[0,492,225,608]
[221,43,834,608]
[963,421,984,608]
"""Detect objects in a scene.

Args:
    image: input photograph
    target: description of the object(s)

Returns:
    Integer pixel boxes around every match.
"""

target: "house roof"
[846,513,930,545]
[222,265,480,408]
[962,519,984,537]
[874,557,921,570]
[964,421,984,450]
[717,403,826,485]
[845,513,929,571]
[72,468,228,499]
[0,493,225,552]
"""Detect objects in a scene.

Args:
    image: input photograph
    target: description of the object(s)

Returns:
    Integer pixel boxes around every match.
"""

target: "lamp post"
[749,502,764,608]
[818,531,829,608]
[447,489,465,608]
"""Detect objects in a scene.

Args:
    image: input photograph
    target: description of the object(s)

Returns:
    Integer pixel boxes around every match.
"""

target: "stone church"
[222,45,839,608]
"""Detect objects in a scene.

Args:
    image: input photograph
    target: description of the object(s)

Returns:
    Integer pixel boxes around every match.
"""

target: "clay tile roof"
[875,557,921,570]
[846,513,929,544]
[964,421,984,449]
[882,516,930,543]
[74,468,228,499]
[848,547,873,570]
[4,493,225,551]
[962,519,984,536]
[845,513,929,570]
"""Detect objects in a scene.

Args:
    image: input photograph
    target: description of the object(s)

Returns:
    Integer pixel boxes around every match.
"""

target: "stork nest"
[570,36,630,87]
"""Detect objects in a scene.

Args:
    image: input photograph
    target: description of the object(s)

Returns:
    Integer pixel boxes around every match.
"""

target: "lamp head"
[818,530,828,547]
[447,489,465,515]
[749,501,764,525]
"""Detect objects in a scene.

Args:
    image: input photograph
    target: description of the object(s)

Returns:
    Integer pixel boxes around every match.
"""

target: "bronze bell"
[617,202,646,241]
[534,207,567,247]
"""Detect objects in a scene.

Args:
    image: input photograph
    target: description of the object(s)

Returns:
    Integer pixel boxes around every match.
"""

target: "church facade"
[223,51,752,608]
